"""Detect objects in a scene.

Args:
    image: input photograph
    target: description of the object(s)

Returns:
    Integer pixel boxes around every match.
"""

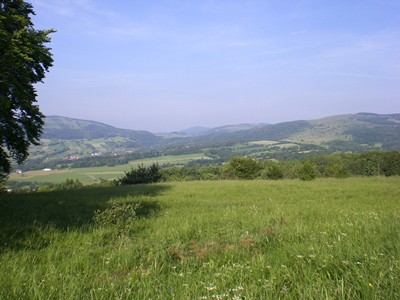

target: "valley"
[22,113,400,170]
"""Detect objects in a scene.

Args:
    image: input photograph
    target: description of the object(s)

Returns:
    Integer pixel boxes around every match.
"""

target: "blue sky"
[30,0,399,132]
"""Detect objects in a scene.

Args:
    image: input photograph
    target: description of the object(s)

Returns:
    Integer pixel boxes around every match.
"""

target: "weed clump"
[93,202,140,233]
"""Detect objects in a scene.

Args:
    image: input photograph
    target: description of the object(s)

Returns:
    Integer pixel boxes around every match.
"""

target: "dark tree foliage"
[0,0,54,178]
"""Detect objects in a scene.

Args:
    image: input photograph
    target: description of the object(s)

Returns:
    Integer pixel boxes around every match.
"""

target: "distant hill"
[170,113,400,150]
[177,124,266,137]
[43,116,159,144]
[209,123,267,134]
[288,113,400,150]
[27,116,160,161]
[26,113,400,163]
[178,126,211,136]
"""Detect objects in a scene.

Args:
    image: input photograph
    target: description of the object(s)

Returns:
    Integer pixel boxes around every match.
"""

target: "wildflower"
[212,294,227,299]
[368,283,373,288]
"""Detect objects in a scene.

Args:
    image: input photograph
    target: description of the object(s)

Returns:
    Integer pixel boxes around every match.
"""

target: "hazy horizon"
[31,0,399,132]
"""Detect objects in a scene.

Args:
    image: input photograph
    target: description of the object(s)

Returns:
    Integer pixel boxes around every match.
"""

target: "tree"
[0,0,54,180]
[223,156,262,180]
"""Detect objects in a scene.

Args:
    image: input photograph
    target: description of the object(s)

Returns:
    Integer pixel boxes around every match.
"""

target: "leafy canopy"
[0,0,54,177]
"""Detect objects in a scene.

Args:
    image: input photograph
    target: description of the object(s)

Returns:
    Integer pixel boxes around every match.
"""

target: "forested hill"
[26,113,400,164]
[43,116,159,145]
[160,113,400,151]
[26,116,161,162]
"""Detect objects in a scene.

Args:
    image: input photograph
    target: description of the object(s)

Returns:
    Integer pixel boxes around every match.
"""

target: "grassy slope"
[0,177,399,299]
[288,114,361,144]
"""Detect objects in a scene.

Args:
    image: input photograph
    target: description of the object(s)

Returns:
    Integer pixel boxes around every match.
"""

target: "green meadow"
[9,153,207,185]
[0,177,399,299]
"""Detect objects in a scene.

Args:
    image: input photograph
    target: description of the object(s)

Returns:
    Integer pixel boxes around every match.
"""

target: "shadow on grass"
[0,184,170,252]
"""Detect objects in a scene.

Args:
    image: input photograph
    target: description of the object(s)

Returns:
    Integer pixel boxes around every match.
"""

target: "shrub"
[93,202,140,234]
[325,163,350,178]
[35,179,84,192]
[117,163,161,185]
[265,164,284,180]
[299,161,317,181]
[223,156,262,180]
[93,202,139,226]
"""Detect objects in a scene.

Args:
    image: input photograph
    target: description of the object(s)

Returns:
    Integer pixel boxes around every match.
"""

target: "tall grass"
[0,177,399,299]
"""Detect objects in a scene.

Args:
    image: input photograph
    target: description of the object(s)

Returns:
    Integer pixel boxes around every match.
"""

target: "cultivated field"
[0,177,399,299]
[9,153,207,185]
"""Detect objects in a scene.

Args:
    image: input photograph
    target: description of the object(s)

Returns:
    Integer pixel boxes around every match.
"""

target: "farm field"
[0,177,399,299]
[9,153,207,185]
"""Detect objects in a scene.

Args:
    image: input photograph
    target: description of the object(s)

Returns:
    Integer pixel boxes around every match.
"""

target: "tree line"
[6,150,400,192]
[117,151,400,184]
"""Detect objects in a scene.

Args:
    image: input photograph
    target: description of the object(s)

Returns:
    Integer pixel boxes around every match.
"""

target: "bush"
[325,163,350,178]
[223,157,262,180]
[299,161,317,181]
[93,202,140,234]
[93,202,140,226]
[117,163,161,185]
[264,164,284,180]
[161,166,222,181]
[35,179,84,192]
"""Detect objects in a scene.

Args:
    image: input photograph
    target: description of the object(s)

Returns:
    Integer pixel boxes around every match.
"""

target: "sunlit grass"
[0,177,399,299]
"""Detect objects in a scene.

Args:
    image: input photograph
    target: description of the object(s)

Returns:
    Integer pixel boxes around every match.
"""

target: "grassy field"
[248,140,279,146]
[9,153,207,185]
[0,177,399,299]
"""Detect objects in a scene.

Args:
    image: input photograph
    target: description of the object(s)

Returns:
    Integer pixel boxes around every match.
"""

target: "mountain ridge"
[27,112,400,163]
